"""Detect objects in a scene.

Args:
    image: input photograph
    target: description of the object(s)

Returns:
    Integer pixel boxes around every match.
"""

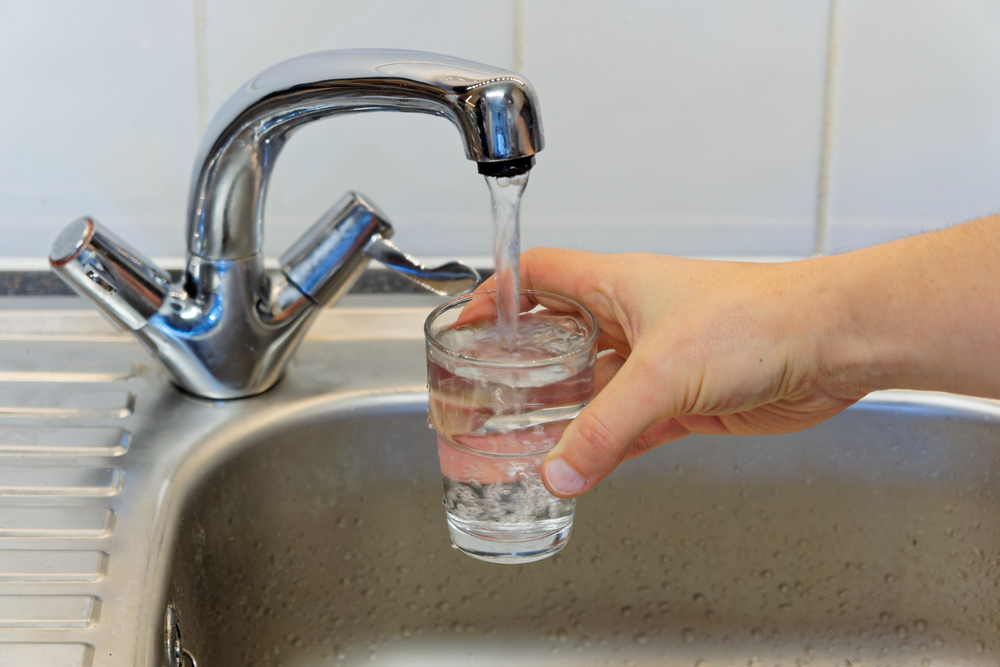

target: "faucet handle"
[50,217,170,331]
[280,192,479,305]
[279,192,392,306]
[363,236,479,296]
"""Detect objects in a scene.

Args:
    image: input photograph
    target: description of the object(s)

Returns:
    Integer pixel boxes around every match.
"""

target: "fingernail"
[545,458,587,496]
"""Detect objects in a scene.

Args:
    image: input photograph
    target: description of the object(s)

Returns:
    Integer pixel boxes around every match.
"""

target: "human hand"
[475,248,862,498]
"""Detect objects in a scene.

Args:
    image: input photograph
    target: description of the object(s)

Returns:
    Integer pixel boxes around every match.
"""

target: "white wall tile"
[826,0,1000,253]
[0,1,201,257]
[25,2,991,264]
[203,0,517,260]
[520,0,830,256]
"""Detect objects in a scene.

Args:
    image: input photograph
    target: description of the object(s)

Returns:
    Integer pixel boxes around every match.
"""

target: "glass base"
[446,515,573,564]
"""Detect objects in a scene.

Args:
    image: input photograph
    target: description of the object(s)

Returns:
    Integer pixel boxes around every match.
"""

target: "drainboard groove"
[0,467,124,497]
[0,595,100,629]
[0,371,132,383]
[0,550,107,583]
[0,508,115,539]
[0,642,94,667]
[0,427,130,458]
[0,387,135,419]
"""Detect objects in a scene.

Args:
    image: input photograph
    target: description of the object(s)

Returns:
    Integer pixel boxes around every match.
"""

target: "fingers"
[594,350,626,393]
[623,419,690,460]
[592,351,688,461]
[477,247,606,294]
[595,351,686,460]
[479,248,624,323]
[452,286,588,329]
[455,248,627,339]
[450,292,498,327]
[542,355,667,498]
[518,247,606,296]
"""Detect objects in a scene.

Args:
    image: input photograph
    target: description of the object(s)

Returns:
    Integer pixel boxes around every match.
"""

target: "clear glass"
[425,290,598,563]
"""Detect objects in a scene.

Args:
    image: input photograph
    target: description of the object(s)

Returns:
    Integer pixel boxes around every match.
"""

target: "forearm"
[811,215,1000,399]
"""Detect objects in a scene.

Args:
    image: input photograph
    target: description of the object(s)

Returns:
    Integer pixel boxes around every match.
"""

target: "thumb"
[542,356,665,497]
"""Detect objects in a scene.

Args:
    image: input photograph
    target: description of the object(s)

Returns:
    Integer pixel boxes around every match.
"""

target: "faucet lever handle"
[364,236,479,297]
[50,217,170,331]
[279,192,391,306]
[281,191,479,304]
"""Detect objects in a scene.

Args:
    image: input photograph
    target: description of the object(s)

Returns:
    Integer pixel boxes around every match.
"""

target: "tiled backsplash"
[1,0,997,261]
[825,0,1000,254]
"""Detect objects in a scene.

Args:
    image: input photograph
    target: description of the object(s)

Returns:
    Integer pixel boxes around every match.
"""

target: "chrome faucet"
[49,49,543,399]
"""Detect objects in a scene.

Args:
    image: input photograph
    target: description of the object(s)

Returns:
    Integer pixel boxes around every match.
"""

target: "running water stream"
[485,172,530,347]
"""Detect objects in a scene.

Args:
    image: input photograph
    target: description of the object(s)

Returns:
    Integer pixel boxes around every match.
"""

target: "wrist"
[791,252,895,400]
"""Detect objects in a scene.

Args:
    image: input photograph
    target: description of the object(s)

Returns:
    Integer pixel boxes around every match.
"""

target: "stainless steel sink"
[2,297,999,666]
[162,392,1000,666]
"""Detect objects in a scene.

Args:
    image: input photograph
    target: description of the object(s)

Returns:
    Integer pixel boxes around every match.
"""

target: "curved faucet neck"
[187,49,544,261]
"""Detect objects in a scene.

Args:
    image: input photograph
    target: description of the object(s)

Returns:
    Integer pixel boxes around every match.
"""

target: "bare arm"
[817,215,1000,399]
[480,215,1000,497]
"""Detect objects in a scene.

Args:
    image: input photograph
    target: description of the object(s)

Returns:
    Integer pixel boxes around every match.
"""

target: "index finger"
[519,248,632,348]
[458,247,610,326]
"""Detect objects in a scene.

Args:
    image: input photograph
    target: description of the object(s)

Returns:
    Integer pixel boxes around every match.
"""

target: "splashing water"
[486,172,529,347]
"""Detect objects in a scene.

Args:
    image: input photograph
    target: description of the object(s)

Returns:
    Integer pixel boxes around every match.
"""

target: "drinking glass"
[425,289,598,563]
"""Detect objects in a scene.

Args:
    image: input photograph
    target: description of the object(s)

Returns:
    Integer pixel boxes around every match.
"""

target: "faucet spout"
[189,49,544,261]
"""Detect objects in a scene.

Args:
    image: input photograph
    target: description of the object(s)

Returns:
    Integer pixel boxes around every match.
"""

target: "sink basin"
[163,390,1000,666]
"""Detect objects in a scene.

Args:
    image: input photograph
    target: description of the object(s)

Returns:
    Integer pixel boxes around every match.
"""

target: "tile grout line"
[193,0,210,134]
[513,0,525,72]
[814,0,842,257]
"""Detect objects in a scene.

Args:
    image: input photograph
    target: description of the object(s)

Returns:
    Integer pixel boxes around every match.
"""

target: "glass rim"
[424,289,599,368]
